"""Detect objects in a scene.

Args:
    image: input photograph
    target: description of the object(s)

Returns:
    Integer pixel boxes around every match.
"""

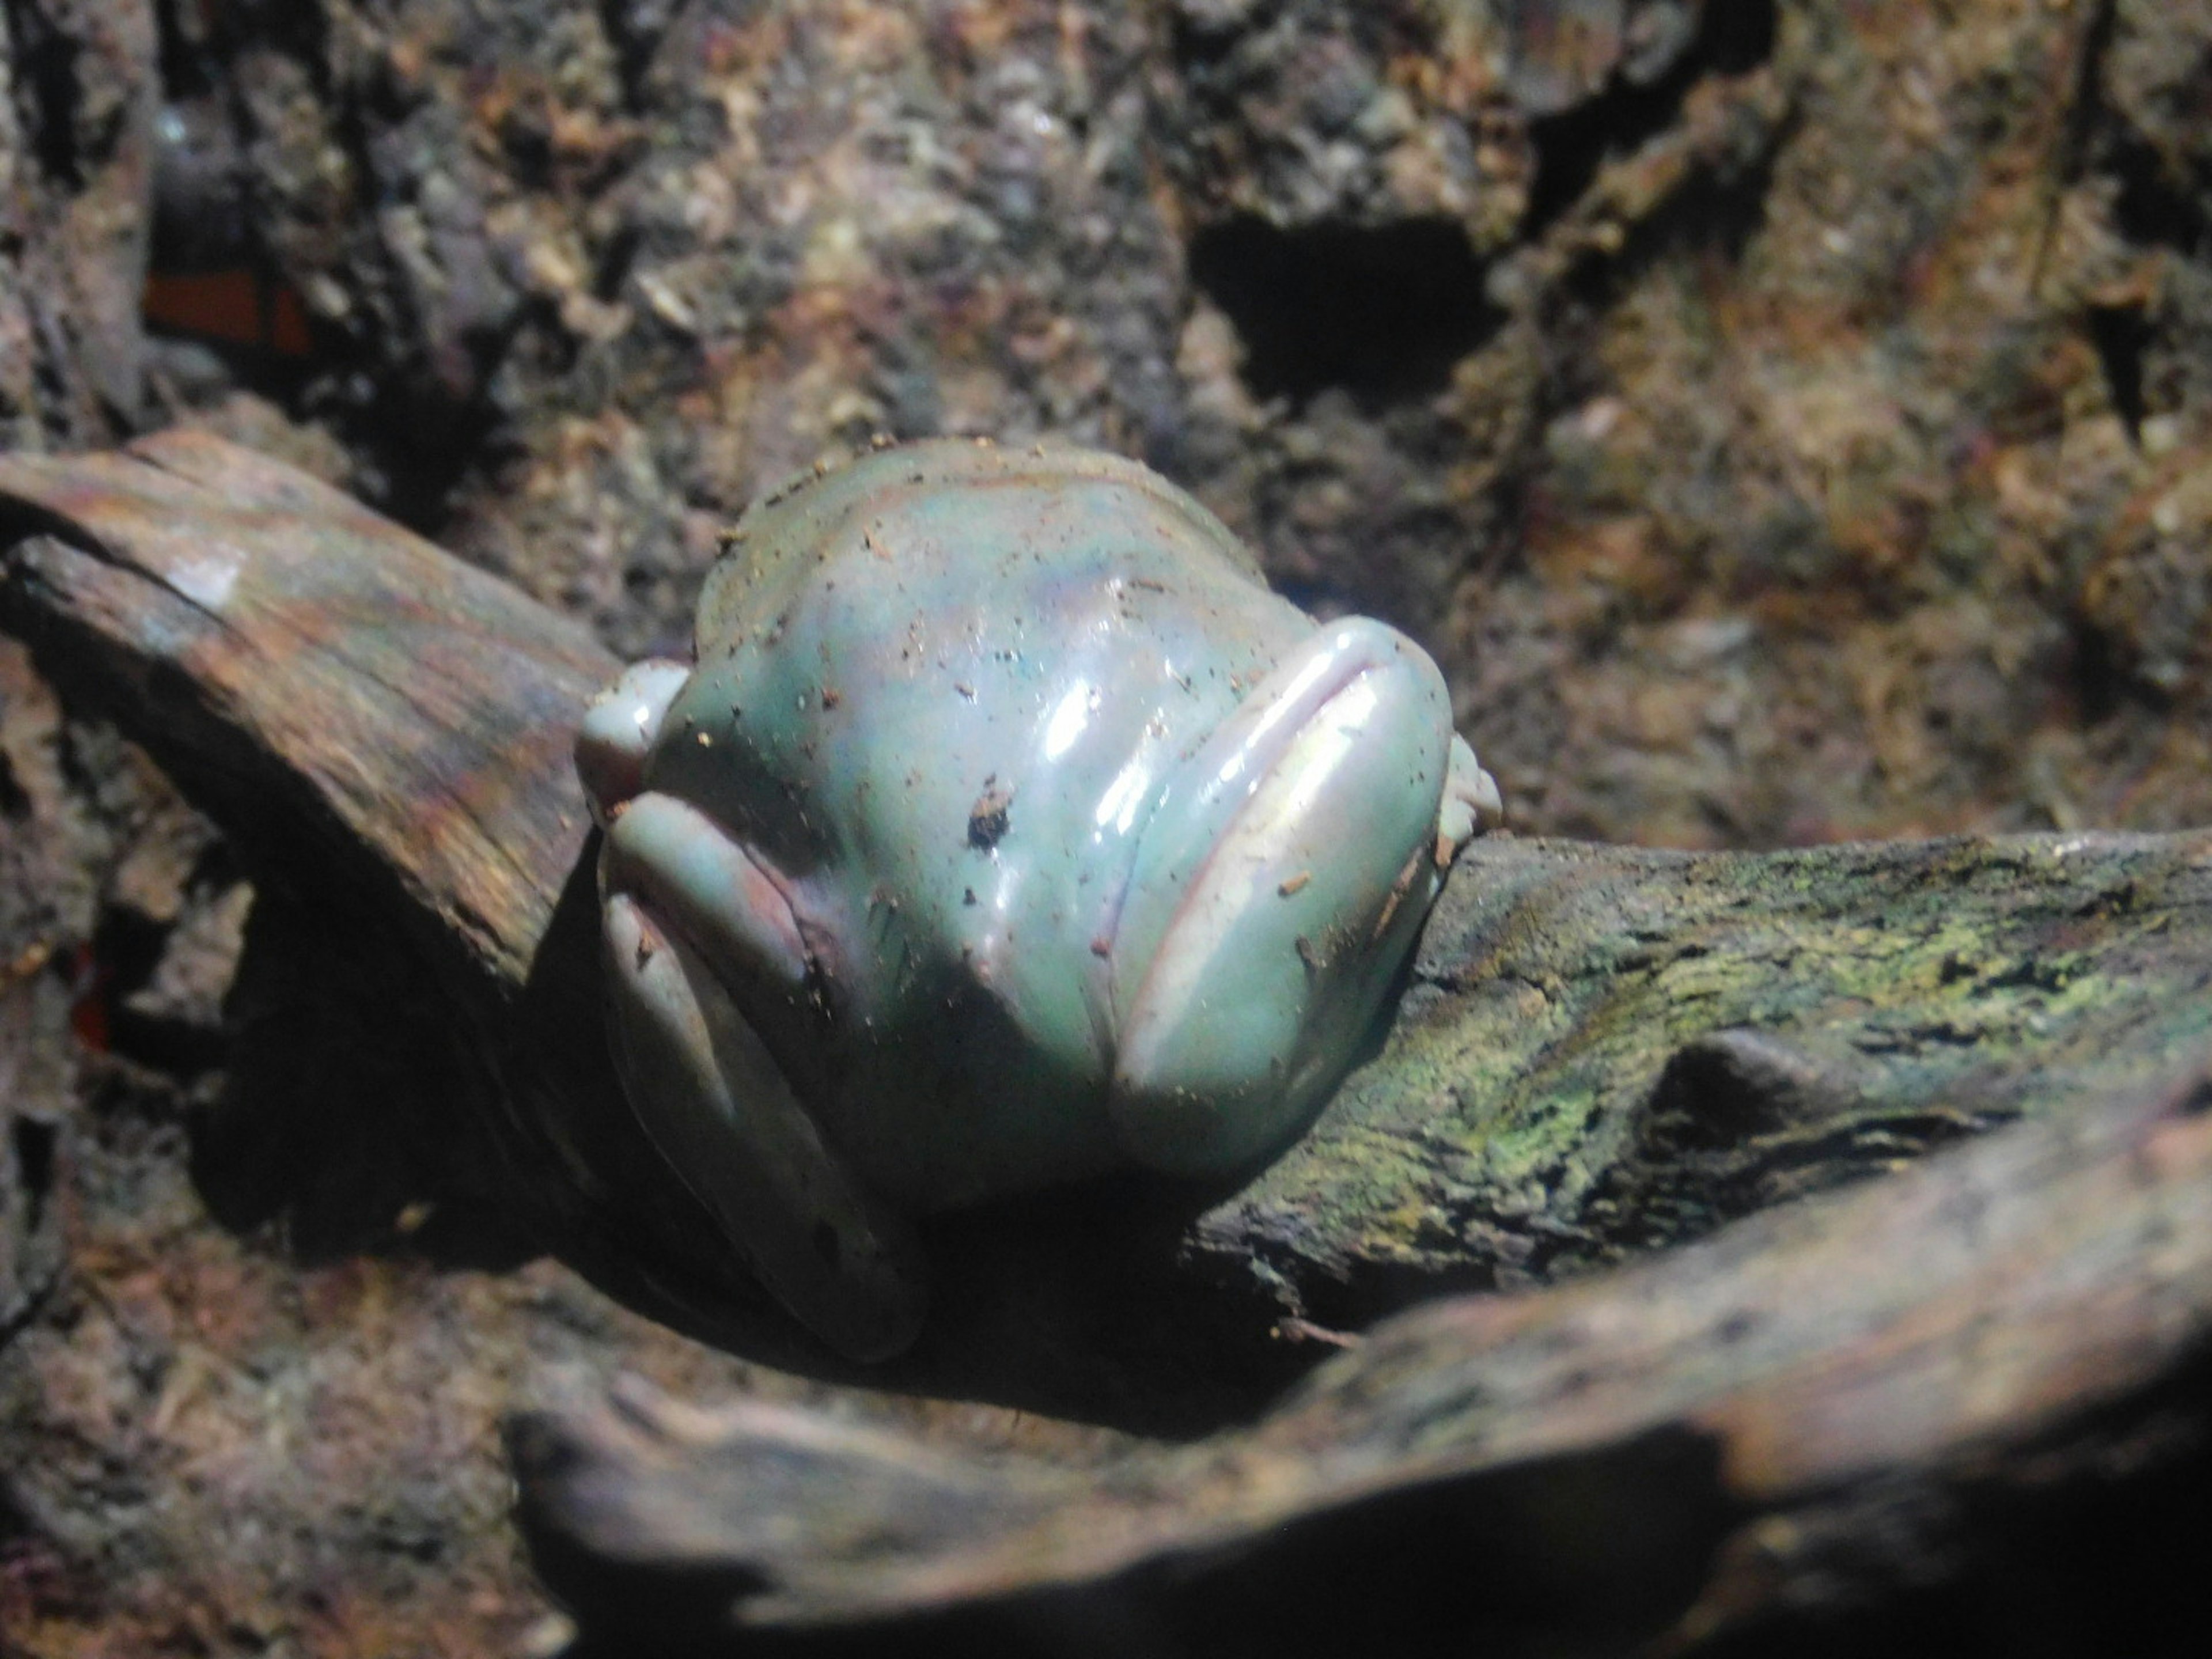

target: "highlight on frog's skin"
[575,438,1502,1359]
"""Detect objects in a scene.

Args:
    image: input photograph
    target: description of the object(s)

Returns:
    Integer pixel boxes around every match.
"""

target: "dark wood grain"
[0,429,609,984]
[0,431,766,1341]
[513,1055,2212,1654]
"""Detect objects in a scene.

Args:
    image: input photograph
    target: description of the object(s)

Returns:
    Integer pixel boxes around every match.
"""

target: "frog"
[575,439,1501,1360]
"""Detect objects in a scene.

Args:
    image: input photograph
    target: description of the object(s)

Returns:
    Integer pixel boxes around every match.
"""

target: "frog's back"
[696,438,1267,645]
[671,438,1308,885]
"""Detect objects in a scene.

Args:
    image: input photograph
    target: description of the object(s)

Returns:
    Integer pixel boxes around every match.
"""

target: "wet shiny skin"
[577,440,1500,1359]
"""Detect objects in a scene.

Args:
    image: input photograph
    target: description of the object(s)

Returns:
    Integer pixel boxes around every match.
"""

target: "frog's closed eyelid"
[1108,624,1456,1176]
[603,793,810,992]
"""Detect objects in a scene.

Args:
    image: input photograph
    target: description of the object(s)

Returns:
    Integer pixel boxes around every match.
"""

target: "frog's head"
[1094,609,1499,1180]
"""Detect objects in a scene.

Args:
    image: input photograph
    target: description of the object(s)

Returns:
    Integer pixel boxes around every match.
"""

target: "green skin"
[576,441,1499,1359]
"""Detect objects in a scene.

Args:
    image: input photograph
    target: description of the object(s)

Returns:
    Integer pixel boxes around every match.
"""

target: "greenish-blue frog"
[576,439,1501,1359]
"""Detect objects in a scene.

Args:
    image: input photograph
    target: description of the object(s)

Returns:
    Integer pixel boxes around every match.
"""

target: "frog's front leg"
[599,794,929,1362]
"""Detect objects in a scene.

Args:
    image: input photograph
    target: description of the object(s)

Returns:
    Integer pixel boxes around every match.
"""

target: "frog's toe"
[601,891,928,1362]
[577,659,693,821]
[1438,734,1503,851]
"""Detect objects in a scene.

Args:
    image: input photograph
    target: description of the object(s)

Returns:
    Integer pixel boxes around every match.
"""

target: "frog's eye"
[1104,619,1460,1176]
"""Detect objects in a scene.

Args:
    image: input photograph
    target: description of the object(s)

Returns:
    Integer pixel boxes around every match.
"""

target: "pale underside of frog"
[575,440,1502,1361]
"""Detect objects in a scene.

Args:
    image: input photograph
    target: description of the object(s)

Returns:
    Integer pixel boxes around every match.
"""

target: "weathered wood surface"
[0,428,609,984]
[6,434,2212,1430]
[513,1055,2212,1653]
[0,430,781,1361]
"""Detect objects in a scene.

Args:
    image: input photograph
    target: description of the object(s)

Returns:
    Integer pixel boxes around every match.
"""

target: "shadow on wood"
[513,1060,2212,1655]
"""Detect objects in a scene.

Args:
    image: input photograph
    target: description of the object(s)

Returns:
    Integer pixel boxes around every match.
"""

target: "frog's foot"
[577,658,693,823]
[600,801,927,1362]
[1438,734,1503,853]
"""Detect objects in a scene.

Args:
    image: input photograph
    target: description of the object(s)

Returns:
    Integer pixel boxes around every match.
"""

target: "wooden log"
[0,429,608,981]
[510,1054,2212,1652]
[6,434,2212,1434]
[0,430,774,1347]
